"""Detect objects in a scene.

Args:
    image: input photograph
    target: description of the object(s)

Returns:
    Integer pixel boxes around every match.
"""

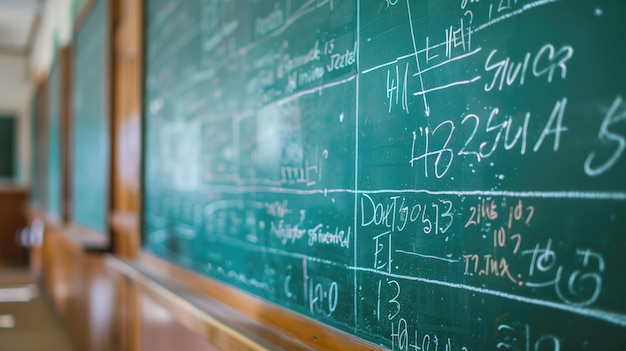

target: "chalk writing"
[496,317,561,351]
[361,194,454,235]
[410,98,568,178]
[584,95,626,176]
[307,224,351,248]
[144,0,626,348]
[390,317,470,351]
[387,62,410,113]
[483,43,573,92]
[255,3,284,38]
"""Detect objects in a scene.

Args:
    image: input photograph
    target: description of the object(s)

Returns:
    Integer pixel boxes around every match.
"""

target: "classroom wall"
[29,0,72,78]
[20,0,73,189]
[0,0,73,186]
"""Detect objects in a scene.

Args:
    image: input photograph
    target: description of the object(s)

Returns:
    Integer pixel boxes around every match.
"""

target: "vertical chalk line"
[353,0,361,333]
[406,0,430,116]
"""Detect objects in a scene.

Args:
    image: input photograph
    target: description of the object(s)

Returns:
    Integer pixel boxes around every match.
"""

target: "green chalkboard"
[71,0,109,234]
[47,60,62,220]
[30,92,39,205]
[143,0,626,349]
[0,115,16,179]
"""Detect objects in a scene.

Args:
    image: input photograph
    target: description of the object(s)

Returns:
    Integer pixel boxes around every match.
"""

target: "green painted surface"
[47,60,62,219]
[143,0,626,348]
[71,0,109,233]
[0,115,16,179]
[72,0,90,22]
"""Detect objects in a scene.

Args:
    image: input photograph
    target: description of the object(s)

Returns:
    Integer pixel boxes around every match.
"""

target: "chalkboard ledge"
[106,255,311,351]
[110,253,381,351]
[109,210,139,236]
[66,222,110,251]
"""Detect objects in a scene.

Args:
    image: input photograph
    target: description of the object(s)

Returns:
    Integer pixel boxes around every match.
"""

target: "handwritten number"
[584,95,626,176]
[440,200,454,233]
[388,280,401,320]
[465,207,477,228]
[459,114,481,160]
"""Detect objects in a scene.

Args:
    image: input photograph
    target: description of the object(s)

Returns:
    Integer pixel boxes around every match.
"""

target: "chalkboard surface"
[30,92,39,204]
[47,60,62,219]
[0,115,15,178]
[71,0,109,233]
[143,0,626,348]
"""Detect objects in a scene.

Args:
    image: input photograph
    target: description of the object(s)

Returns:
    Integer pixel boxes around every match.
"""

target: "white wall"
[10,0,73,186]
[0,54,30,184]
[30,0,72,77]
[0,0,81,185]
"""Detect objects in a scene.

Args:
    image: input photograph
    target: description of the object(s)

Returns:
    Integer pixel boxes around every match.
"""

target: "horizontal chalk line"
[162,185,626,201]
[349,266,626,327]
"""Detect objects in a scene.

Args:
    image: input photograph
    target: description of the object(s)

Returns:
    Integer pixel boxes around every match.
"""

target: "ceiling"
[0,0,43,56]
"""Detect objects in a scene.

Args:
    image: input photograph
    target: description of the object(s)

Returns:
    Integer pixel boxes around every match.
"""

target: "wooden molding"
[109,211,139,234]
[107,256,316,351]
[36,79,49,211]
[65,221,110,251]
[59,45,73,224]
[109,210,140,259]
[110,0,143,259]
[118,254,382,351]
[0,184,29,193]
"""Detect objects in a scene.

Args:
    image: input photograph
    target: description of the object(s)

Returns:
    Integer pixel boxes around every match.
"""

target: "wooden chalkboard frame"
[29,83,41,209]
[117,252,382,350]
[60,46,72,225]
[67,0,115,251]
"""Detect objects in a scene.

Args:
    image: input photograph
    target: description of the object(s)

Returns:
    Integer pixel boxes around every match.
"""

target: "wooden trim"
[110,0,143,258]
[109,210,140,258]
[130,254,381,351]
[59,45,73,223]
[36,80,49,211]
[0,184,29,193]
[105,0,116,252]
[109,257,271,351]
[0,187,29,266]
[65,222,110,251]
[109,211,139,234]
[138,0,147,250]
[108,256,318,351]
